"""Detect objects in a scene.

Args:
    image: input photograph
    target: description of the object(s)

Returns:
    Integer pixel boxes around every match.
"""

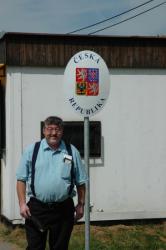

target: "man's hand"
[20,202,31,219]
[75,184,86,221]
[17,181,31,219]
[75,203,84,221]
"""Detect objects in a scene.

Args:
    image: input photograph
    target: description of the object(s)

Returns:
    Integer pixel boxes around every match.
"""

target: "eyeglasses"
[44,126,62,133]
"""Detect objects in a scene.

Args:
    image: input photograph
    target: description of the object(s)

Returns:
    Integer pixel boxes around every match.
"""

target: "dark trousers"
[25,197,75,250]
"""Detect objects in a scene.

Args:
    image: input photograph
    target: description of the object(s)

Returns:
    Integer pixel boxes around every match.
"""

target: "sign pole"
[64,49,110,250]
[84,116,90,250]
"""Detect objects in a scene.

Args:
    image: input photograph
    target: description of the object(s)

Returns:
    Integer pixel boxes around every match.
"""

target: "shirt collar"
[42,138,66,152]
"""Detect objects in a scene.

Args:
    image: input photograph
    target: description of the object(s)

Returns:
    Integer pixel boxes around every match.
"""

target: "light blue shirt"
[16,139,87,202]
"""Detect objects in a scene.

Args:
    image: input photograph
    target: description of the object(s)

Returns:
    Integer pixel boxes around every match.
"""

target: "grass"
[0,220,166,249]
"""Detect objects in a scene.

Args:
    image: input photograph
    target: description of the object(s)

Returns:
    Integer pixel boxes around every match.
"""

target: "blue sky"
[0,0,166,36]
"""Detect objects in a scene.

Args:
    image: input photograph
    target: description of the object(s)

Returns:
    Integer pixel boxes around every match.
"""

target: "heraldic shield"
[76,68,99,96]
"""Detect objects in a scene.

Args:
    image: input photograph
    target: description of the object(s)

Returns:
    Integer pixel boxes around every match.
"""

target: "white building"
[0,32,166,224]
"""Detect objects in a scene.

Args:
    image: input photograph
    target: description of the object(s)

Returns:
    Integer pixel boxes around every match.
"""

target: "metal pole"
[84,116,90,250]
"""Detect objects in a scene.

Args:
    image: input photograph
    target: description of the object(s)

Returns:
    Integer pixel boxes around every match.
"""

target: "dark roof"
[0,32,166,68]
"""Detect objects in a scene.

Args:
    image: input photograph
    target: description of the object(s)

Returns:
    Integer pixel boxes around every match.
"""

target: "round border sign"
[64,50,110,117]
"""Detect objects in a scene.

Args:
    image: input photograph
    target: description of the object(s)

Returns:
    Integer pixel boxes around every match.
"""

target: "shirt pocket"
[61,163,71,180]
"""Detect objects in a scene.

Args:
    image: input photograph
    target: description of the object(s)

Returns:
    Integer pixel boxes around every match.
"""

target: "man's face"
[43,124,63,149]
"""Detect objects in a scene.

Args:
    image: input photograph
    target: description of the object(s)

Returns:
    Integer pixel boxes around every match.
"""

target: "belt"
[30,197,71,208]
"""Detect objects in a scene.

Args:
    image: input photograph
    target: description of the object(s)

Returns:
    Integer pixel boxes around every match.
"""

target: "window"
[41,121,101,157]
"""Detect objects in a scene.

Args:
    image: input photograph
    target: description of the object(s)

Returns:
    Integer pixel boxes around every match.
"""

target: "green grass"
[0,221,166,250]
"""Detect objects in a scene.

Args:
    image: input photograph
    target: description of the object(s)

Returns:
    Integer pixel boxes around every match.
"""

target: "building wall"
[1,68,22,222]
[1,33,166,68]
[2,66,166,223]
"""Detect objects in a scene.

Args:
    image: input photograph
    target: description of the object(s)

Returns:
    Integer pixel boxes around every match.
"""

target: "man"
[16,116,87,250]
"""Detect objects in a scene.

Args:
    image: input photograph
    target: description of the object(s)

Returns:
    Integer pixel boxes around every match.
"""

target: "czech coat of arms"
[76,68,99,96]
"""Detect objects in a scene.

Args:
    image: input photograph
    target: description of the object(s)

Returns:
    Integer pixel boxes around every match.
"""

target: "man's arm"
[16,180,31,219]
[75,184,86,221]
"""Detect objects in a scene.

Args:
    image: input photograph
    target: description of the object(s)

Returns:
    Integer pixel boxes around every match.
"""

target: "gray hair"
[44,116,64,128]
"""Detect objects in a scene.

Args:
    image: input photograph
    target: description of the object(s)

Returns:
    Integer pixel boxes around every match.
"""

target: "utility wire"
[67,0,156,34]
[89,1,166,35]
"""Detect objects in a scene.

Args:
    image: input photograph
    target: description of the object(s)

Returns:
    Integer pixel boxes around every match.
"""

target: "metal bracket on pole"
[84,116,90,250]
